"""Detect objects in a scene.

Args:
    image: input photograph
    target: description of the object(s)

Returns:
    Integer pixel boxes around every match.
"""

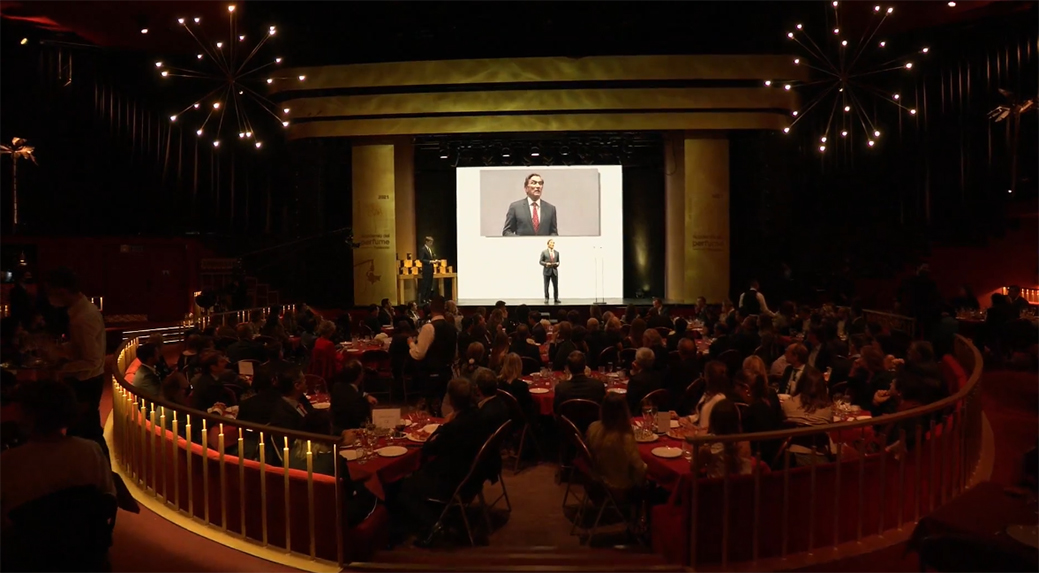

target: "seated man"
[553,351,605,413]
[472,367,510,435]
[132,343,163,398]
[626,347,662,413]
[393,379,488,546]
[330,360,377,434]
[190,351,230,411]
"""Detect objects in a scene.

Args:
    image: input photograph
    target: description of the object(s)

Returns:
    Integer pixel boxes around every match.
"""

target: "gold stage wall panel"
[271,55,809,92]
[288,112,789,139]
[286,88,799,119]
[351,144,398,305]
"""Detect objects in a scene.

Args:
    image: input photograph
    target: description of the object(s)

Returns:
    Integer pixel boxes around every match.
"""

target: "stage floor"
[456,298,658,308]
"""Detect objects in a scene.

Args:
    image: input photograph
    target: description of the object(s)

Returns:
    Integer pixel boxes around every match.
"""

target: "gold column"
[352,144,398,305]
[664,133,686,302]
[393,139,416,303]
[683,134,730,304]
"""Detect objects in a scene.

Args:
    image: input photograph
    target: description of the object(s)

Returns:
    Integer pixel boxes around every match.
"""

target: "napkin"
[421,423,441,434]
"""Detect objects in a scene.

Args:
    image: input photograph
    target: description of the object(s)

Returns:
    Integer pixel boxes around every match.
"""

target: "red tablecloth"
[287,336,302,350]
[829,412,875,445]
[339,342,387,359]
[636,431,693,492]
[522,371,628,416]
[344,416,442,499]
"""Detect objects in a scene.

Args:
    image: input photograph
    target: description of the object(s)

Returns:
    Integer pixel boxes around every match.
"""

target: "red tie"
[531,203,540,233]
[550,250,554,262]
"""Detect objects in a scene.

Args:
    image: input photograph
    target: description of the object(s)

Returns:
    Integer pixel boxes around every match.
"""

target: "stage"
[454,298,681,311]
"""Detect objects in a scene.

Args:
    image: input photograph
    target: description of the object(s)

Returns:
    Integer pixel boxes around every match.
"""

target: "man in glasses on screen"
[502,173,558,236]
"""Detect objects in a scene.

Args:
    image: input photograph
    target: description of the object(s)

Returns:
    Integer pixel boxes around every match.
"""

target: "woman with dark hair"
[698,399,753,478]
[847,346,893,411]
[551,321,576,371]
[685,360,730,431]
[623,318,647,349]
[781,367,832,426]
[585,392,647,490]
[622,305,639,325]
[459,342,486,379]
[487,332,511,373]
[733,368,783,434]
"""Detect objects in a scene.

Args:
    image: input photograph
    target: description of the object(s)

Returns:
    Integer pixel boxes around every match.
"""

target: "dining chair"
[497,389,545,474]
[425,420,513,545]
[520,356,541,375]
[640,388,671,411]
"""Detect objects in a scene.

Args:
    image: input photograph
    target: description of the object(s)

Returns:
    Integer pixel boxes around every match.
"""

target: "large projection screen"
[456,165,624,301]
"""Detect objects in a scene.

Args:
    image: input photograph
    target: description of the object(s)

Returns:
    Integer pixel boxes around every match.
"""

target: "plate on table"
[529,388,550,395]
[777,394,791,402]
[377,446,409,458]
[651,446,683,459]
[634,432,658,443]
[405,423,440,443]
[339,449,362,461]
[311,402,330,410]
[667,427,700,441]
[607,388,627,394]
[1007,525,1039,549]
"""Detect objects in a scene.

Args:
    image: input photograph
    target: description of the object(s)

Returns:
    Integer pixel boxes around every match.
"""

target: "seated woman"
[585,392,647,492]
[780,367,832,465]
[176,334,207,378]
[486,332,511,374]
[497,352,535,422]
[442,343,485,418]
[1,379,116,521]
[684,361,730,431]
[847,346,893,412]
[698,399,754,478]
[308,320,342,380]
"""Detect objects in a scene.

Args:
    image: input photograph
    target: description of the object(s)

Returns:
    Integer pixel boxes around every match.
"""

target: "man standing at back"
[502,173,558,236]
[44,267,108,457]
[409,295,457,406]
[739,280,775,318]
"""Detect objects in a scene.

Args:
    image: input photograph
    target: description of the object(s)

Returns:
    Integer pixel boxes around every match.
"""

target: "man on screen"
[502,173,558,236]
[540,239,560,304]
[418,236,438,304]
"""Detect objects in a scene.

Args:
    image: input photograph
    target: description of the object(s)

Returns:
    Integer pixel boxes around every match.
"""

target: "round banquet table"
[339,341,388,359]
[341,416,443,499]
[521,371,629,416]
[633,421,698,492]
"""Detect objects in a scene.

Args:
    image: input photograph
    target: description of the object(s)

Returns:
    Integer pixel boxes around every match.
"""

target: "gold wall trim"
[286,88,799,119]
[271,55,808,92]
[288,112,789,139]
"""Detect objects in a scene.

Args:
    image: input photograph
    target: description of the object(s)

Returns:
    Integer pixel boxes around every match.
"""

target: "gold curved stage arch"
[272,55,807,305]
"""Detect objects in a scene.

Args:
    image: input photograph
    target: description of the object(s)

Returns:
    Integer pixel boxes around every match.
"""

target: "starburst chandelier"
[153,4,304,150]
[768,1,929,154]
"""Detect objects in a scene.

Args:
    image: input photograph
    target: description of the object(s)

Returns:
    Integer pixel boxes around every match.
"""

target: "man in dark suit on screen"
[540,239,560,303]
[502,173,558,236]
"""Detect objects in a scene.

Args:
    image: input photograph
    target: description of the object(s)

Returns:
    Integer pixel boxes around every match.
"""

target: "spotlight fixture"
[530,146,540,157]
[20,38,28,45]
[141,28,149,34]
[501,147,511,158]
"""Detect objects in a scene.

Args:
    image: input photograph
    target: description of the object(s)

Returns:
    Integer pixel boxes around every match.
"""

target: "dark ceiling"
[1,1,1030,65]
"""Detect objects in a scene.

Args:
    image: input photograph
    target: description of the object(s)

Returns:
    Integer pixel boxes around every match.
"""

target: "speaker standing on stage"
[541,239,561,304]
[502,173,558,236]
[418,236,438,304]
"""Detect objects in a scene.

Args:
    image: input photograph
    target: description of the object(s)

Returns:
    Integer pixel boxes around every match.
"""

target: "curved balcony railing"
[110,332,985,569]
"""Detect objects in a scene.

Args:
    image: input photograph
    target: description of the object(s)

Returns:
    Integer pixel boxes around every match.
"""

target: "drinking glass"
[682,440,693,462]
[607,362,614,373]
[598,365,606,376]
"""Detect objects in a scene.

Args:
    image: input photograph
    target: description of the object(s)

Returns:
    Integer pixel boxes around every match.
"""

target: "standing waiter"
[418,236,438,304]
[408,295,456,411]
[44,267,109,457]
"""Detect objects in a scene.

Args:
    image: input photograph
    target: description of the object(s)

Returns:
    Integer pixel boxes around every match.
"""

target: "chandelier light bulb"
[245,131,252,137]
[788,32,795,38]
[783,127,790,133]
[193,103,200,108]
[821,136,827,143]
[155,61,163,67]
[213,140,220,147]
[874,5,880,11]
[228,5,235,12]
[867,140,875,147]
[283,108,290,113]
[832,1,838,6]
[216,42,223,48]
[819,145,826,152]
[194,17,200,23]
[841,131,848,137]
[239,132,245,138]
[255,141,262,148]
[196,129,203,136]
[796,24,803,30]
[178,18,185,24]
[213,102,221,109]
[794,58,800,64]
[792,111,799,116]
[921,47,929,53]
[141,28,148,34]
[841,40,848,46]
[197,53,203,59]
[844,105,851,112]
[874,130,881,137]
[784,84,791,90]
[909,109,917,115]
[170,115,177,122]
[298,75,306,81]
[893,94,900,100]
[833,28,840,35]
[160,71,169,77]
[267,78,273,84]
[880,41,886,47]
[905,62,913,69]
[765,80,772,86]
[275,57,283,63]
[887,7,893,13]
[282,121,289,127]
[239,35,245,41]
[948,1,956,5]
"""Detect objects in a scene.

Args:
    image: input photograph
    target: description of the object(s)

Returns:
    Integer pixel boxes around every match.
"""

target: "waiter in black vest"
[738,280,775,317]
[408,295,457,405]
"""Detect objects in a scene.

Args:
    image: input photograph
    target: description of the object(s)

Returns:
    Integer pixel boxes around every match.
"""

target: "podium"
[396,254,457,304]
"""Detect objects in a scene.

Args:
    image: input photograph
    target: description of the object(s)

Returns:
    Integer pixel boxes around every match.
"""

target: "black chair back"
[6,485,118,572]
[641,388,671,410]
[457,420,514,499]
[598,347,619,368]
[618,348,637,369]
[557,398,601,434]
[654,326,671,337]
[683,376,706,411]
[718,349,743,377]
[520,356,541,375]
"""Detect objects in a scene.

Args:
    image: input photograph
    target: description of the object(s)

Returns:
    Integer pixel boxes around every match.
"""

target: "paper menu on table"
[372,408,402,430]
[238,361,254,376]
[656,412,671,433]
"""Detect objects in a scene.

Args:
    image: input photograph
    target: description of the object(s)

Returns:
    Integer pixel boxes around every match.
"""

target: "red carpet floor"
[104,367,1036,572]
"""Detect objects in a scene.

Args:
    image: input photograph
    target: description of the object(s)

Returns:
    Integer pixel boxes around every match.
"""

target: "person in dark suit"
[551,321,577,371]
[330,361,376,434]
[190,351,230,411]
[508,325,542,365]
[553,351,605,412]
[473,367,510,437]
[667,318,688,352]
[418,236,438,304]
[626,347,662,413]
[778,343,809,395]
[267,366,316,432]
[501,173,558,236]
[226,324,265,364]
[395,379,488,545]
[665,338,702,415]
[539,239,561,303]
[8,268,36,330]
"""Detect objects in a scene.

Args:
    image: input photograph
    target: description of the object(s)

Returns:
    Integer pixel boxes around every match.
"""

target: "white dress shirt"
[409,315,444,360]
[738,289,775,317]
[528,198,542,222]
[61,295,106,381]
